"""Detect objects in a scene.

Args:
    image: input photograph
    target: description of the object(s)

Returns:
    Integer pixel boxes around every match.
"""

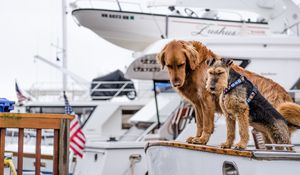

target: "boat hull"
[74,142,147,175]
[72,9,269,51]
[146,141,300,175]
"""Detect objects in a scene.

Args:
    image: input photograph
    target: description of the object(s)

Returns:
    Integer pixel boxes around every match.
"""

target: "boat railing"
[136,100,194,142]
[71,0,271,23]
[72,0,143,12]
[282,21,300,37]
[27,81,89,101]
[0,113,74,175]
[90,81,136,100]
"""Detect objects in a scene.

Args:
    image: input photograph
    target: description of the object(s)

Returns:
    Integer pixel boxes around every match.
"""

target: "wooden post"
[0,128,5,175]
[18,128,24,175]
[53,129,59,175]
[59,119,70,175]
[35,129,42,175]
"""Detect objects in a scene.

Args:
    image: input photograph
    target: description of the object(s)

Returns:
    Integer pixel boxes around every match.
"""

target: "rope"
[4,158,17,175]
[122,155,141,175]
[149,7,166,39]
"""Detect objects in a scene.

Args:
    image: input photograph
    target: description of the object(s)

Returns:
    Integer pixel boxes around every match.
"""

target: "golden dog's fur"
[277,102,300,133]
[157,40,300,144]
[157,40,221,144]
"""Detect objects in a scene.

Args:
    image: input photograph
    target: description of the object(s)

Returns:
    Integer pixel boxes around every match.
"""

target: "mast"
[62,0,68,91]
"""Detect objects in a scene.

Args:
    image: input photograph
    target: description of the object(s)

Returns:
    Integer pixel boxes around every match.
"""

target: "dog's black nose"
[210,87,215,91]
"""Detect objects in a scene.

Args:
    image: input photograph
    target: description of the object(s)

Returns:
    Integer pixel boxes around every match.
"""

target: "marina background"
[1,0,132,101]
[1,0,300,102]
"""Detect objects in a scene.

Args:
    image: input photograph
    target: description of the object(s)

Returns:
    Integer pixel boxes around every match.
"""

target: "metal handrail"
[73,0,143,12]
[282,21,300,36]
[90,81,135,100]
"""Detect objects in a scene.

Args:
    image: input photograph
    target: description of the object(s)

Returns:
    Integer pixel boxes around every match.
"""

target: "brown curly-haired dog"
[157,40,300,145]
[206,58,291,149]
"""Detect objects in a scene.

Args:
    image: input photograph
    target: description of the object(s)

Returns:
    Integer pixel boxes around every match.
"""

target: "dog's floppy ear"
[205,58,216,67]
[181,41,199,70]
[156,50,166,69]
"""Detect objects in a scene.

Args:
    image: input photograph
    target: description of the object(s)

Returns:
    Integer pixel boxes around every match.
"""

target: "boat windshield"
[26,105,95,125]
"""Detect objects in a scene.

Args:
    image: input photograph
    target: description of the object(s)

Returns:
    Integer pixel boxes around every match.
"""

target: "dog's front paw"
[220,142,232,149]
[234,143,247,150]
[186,136,196,143]
[192,136,208,145]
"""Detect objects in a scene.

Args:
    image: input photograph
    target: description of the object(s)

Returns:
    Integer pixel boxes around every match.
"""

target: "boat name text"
[191,24,238,36]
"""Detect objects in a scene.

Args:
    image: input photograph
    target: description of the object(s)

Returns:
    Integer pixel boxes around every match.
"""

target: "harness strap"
[223,76,258,104]
[223,76,245,94]
[246,87,258,103]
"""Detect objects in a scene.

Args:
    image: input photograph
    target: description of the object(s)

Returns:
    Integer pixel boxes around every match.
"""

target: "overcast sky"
[1,0,133,101]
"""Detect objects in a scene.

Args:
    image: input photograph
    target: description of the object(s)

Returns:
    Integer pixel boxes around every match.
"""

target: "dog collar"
[223,76,245,94]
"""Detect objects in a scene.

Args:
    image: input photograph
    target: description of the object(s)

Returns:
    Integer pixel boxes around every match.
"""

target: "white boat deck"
[145,141,300,175]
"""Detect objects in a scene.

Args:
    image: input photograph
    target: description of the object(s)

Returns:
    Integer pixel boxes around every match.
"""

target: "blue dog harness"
[223,76,300,129]
[223,76,245,94]
[223,76,258,104]
[246,87,258,103]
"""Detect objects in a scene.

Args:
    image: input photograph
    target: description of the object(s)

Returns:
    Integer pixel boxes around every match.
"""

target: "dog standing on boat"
[157,40,222,144]
[205,58,292,149]
[157,40,300,145]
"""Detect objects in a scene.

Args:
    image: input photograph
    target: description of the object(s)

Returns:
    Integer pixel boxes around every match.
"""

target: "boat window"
[26,106,96,125]
[122,109,140,129]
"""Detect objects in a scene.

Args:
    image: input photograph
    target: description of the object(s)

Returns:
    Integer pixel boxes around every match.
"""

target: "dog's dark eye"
[177,63,184,68]
[166,65,172,69]
[217,72,224,75]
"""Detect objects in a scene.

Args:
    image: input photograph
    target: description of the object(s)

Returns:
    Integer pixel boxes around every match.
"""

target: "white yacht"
[72,0,273,51]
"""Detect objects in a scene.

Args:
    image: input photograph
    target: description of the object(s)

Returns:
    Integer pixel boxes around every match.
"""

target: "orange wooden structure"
[0,113,74,175]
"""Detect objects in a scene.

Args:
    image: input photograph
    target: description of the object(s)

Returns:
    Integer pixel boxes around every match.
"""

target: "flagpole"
[69,150,75,172]
[62,0,68,92]
[64,91,86,173]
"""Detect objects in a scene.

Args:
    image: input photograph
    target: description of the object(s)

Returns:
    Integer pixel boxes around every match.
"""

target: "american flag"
[15,82,29,103]
[64,92,86,158]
